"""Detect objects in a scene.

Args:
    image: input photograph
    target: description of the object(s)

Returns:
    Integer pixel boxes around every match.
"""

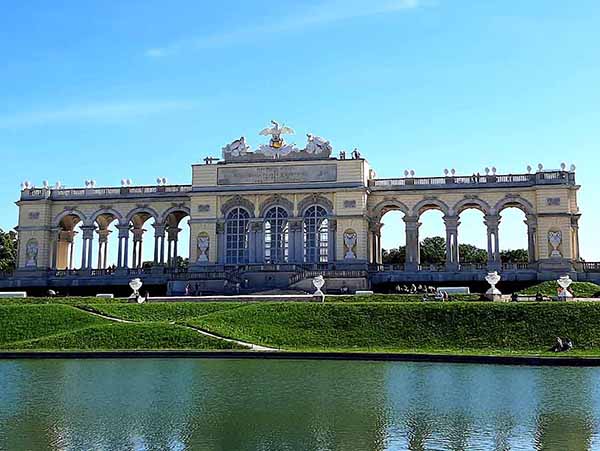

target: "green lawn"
[0,304,107,345]
[3,299,600,357]
[189,301,600,353]
[329,294,480,302]
[0,296,127,306]
[3,323,244,351]
[83,302,245,322]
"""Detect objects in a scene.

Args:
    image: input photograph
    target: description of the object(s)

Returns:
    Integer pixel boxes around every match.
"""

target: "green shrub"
[517,281,600,298]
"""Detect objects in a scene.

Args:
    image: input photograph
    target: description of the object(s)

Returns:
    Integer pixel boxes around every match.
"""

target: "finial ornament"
[259,120,295,149]
[222,121,333,161]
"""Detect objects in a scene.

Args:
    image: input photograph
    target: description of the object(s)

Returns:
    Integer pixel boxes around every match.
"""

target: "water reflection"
[1,359,599,450]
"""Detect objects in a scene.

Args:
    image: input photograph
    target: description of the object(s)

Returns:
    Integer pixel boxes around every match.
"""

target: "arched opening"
[93,213,119,270]
[498,207,529,265]
[163,210,191,269]
[225,207,250,264]
[303,205,329,263]
[418,208,446,270]
[380,210,406,267]
[128,212,156,269]
[55,214,84,270]
[264,206,289,264]
[457,208,488,268]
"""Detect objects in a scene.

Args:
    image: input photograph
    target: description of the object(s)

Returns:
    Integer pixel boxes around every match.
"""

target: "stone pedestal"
[485,289,504,301]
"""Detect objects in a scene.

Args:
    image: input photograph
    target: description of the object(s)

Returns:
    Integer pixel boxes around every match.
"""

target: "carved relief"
[343,229,357,259]
[197,232,210,262]
[548,230,562,258]
[297,194,334,215]
[220,195,255,217]
[25,238,39,267]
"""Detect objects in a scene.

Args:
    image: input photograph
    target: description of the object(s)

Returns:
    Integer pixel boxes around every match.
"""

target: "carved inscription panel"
[217,164,337,185]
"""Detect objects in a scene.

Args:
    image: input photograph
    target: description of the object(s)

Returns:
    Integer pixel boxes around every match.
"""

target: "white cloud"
[145,0,422,57]
[0,100,195,128]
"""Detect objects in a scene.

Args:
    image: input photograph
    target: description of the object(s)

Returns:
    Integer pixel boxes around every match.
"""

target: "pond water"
[1,359,599,450]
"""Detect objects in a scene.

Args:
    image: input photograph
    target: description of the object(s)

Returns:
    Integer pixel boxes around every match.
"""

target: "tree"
[420,236,446,265]
[0,228,17,272]
[382,246,406,264]
[501,249,528,263]
[458,243,488,264]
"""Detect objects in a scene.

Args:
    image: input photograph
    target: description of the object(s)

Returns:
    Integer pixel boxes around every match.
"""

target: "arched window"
[303,206,329,263]
[264,206,289,263]
[225,207,250,264]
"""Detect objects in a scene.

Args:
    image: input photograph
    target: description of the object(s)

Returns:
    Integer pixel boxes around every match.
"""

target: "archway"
[457,208,488,268]
[498,207,529,266]
[92,212,120,270]
[163,209,191,269]
[380,210,406,267]
[54,213,84,270]
[127,210,158,269]
[418,209,446,270]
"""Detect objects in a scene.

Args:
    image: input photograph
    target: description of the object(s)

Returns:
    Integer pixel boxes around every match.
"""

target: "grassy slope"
[0,303,243,351]
[4,323,243,351]
[0,296,127,306]
[518,281,600,297]
[0,304,107,345]
[84,302,244,322]
[330,294,480,302]
[189,302,600,353]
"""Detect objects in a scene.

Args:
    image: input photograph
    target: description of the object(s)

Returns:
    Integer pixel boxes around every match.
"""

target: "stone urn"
[557,275,573,300]
[313,275,325,302]
[485,271,502,301]
[129,278,144,303]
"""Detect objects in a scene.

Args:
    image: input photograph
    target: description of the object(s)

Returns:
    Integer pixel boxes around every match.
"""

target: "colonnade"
[370,210,538,270]
[53,220,186,271]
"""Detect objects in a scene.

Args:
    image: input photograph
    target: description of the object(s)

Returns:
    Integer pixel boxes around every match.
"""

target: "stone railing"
[20,184,192,201]
[369,171,576,190]
[580,262,600,273]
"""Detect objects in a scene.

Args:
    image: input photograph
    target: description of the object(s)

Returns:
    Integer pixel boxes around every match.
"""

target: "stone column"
[368,220,383,265]
[96,228,111,269]
[50,227,60,269]
[484,214,501,268]
[570,215,581,262]
[132,228,146,268]
[288,219,303,264]
[117,225,130,268]
[216,222,225,265]
[525,214,538,264]
[443,215,460,271]
[328,219,337,263]
[67,231,76,269]
[404,215,421,271]
[152,223,166,265]
[166,227,180,268]
[248,220,262,264]
[80,226,95,270]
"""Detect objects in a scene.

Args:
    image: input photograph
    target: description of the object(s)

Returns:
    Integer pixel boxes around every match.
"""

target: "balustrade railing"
[370,170,575,189]
[581,262,600,273]
[20,184,192,201]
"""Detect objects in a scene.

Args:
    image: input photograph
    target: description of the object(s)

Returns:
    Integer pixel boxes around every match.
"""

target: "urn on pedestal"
[485,271,503,301]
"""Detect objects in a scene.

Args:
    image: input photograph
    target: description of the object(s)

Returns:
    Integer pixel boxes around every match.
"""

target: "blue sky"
[1,0,599,261]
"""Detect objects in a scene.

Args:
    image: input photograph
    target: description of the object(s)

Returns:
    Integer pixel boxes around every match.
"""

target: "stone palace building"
[4,121,597,294]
